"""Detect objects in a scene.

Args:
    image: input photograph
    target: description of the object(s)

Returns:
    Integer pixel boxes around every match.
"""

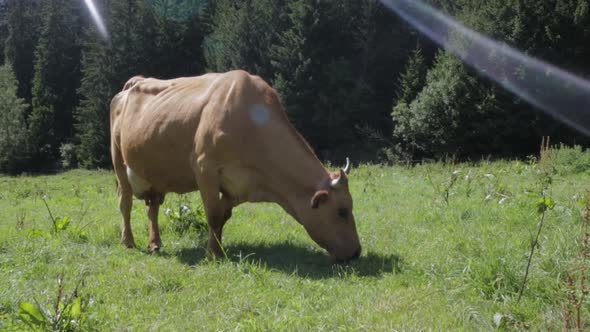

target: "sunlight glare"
[379,0,590,136]
[83,0,108,40]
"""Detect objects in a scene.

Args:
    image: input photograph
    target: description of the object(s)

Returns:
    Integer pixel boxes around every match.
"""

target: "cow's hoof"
[148,243,161,253]
[206,248,225,260]
[121,239,136,248]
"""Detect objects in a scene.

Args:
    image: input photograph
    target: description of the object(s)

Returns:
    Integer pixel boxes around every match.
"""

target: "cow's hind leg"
[195,165,233,258]
[119,186,135,248]
[146,192,164,252]
[112,151,135,248]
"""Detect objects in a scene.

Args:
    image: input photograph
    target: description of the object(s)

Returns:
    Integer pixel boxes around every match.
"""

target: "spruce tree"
[76,2,114,168]
[4,0,41,103]
[270,0,324,147]
[28,0,83,169]
[148,0,206,78]
[391,44,428,157]
[109,0,158,84]
[77,0,161,168]
[0,64,28,173]
[204,0,283,80]
[396,45,427,105]
[0,0,8,65]
[331,0,413,152]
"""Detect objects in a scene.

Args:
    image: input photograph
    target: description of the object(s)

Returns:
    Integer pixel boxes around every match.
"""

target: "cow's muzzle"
[334,245,362,263]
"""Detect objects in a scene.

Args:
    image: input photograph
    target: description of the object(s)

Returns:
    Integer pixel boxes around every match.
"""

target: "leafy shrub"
[392,52,479,159]
[59,143,78,169]
[551,145,590,175]
[165,204,207,235]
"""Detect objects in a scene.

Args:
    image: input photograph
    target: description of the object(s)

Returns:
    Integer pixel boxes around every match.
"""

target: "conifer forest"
[0,0,589,173]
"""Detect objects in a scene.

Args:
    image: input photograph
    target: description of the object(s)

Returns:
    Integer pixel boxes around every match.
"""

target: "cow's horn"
[343,157,351,175]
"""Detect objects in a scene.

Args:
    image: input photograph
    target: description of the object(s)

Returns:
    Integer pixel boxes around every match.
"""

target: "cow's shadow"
[174,242,403,279]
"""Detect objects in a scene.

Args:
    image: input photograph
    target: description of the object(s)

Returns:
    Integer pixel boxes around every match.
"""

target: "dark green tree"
[77,0,198,168]
[0,64,28,173]
[148,0,206,78]
[396,45,427,105]
[76,0,144,168]
[271,0,409,155]
[76,0,114,168]
[204,0,284,80]
[4,0,41,103]
[391,44,428,157]
[341,0,415,154]
[0,0,9,65]
[108,0,157,83]
[147,0,208,23]
[28,0,83,169]
[270,0,324,147]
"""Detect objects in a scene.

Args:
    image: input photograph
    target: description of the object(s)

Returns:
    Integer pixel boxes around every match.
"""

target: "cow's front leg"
[146,192,164,252]
[195,166,233,258]
[205,193,232,258]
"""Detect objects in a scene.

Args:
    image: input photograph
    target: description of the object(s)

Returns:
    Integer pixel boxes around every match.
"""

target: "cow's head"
[301,158,361,261]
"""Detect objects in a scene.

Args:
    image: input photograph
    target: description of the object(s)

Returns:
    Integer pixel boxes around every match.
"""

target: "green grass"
[1,153,589,330]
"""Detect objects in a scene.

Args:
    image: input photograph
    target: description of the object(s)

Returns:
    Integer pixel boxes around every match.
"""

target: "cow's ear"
[331,170,348,188]
[311,190,329,209]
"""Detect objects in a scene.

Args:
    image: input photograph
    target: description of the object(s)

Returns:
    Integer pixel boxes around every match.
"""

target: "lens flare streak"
[83,0,108,40]
[379,0,590,136]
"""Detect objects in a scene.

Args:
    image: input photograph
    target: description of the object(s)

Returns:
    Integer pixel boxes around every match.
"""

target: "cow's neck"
[261,139,330,222]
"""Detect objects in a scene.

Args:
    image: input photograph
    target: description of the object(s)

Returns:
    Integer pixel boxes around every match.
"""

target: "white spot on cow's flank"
[250,104,270,125]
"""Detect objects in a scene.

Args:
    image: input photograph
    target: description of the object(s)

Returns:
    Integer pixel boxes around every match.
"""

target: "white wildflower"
[493,313,504,327]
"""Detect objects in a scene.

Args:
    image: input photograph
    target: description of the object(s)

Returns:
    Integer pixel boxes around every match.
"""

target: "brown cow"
[110,70,361,261]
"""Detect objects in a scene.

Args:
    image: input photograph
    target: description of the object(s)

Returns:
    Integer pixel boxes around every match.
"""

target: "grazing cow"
[110,70,361,261]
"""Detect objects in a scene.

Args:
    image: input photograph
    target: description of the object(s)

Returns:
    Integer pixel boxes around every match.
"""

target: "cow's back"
[110,70,294,198]
[111,73,224,194]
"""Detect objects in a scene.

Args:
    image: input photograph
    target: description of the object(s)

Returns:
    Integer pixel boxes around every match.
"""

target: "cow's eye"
[338,208,349,219]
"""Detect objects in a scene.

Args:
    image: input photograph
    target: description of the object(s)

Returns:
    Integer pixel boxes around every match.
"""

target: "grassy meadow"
[1,147,590,330]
